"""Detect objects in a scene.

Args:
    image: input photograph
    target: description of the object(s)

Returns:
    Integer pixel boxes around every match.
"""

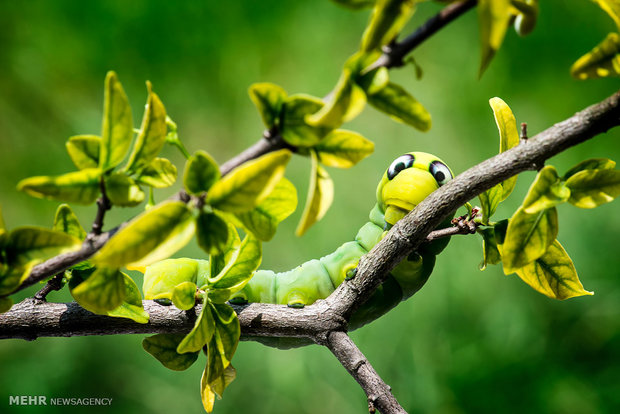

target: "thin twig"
[91,177,111,235]
[325,331,407,414]
[365,0,478,73]
[33,273,65,302]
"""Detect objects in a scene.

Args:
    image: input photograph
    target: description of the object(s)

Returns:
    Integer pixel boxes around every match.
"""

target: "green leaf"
[514,240,593,300]
[489,97,519,200]
[248,83,287,129]
[233,177,297,241]
[177,298,216,354]
[306,69,367,129]
[136,158,178,188]
[360,0,416,52]
[562,158,616,180]
[356,66,390,96]
[105,173,145,207]
[17,168,102,205]
[207,149,292,213]
[106,272,150,323]
[6,227,81,267]
[565,169,620,208]
[296,151,334,236]
[99,71,134,170]
[208,224,241,280]
[315,129,374,169]
[143,334,200,371]
[196,212,230,256]
[478,0,512,76]
[366,82,431,131]
[0,296,12,313]
[207,235,262,298]
[592,0,620,29]
[478,184,502,225]
[172,281,198,310]
[0,262,36,296]
[125,82,168,173]
[280,94,330,146]
[143,258,205,299]
[522,166,570,214]
[210,302,240,365]
[184,150,220,195]
[201,362,236,413]
[571,33,620,80]
[479,227,501,270]
[66,135,101,170]
[71,267,125,314]
[501,207,558,274]
[53,204,87,240]
[94,201,195,268]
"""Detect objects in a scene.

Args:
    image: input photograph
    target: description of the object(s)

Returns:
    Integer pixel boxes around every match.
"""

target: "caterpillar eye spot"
[345,268,357,280]
[387,154,415,180]
[429,160,452,186]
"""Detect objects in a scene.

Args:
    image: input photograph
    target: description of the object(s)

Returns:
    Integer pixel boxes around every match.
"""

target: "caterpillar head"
[376,152,453,226]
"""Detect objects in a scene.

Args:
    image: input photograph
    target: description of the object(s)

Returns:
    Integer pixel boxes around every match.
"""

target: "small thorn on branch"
[520,122,528,142]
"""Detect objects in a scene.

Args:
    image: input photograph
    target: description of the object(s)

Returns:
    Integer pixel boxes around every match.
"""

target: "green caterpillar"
[144,152,453,336]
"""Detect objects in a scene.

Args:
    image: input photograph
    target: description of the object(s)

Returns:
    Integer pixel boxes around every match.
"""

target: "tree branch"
[326,331,406,414]
[2,90,619,341]
[365,0,478,72]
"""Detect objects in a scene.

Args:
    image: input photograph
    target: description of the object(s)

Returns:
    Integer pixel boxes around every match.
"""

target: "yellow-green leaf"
[207,235,262,297]
[522,166,570,214]
[592,0,620,29]
[280,94,330,146]
[0,261,35,296]
[356,66,389,95]
[248,82,287,129]
[360,0,416,52]
[306,69,367,129]
[99,71,134,170]
[143,334,200,371]
[125,82,168,173]
[142,334,200,371]
[571,32,620,80]
[94,201,195,268]
[478,0,512,76]
[172,281,198,311]
[201,350,236,413]
[0,296,12,313]
[478,184,502,225]
[71,267,125,314]
[210,302,240,364]
[177,299,216,354]
[501,206,558,274]
[479,227,501,270]
[207,150,291,213]
[233,177,297,241]
[196,212,230,256]
[53,204,87,240]
[105,173,145,207]
[367,82,431,131]
[315,129,374,169]
[66,135,101,170]
[106,272,149,323]
[6,226,81,267]
[184,150,220,195]
[565,168,620,208]
[296,151,334,236]
[17,168,102,205]
[562,158,616,180]
[143,258,206,299]
[136,158,177,188]
[489,97,519,200]
[514,240,593,300]
[207,224,241,280]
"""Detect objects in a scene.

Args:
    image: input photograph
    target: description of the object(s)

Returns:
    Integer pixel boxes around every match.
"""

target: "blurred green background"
[1,1,619,413]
